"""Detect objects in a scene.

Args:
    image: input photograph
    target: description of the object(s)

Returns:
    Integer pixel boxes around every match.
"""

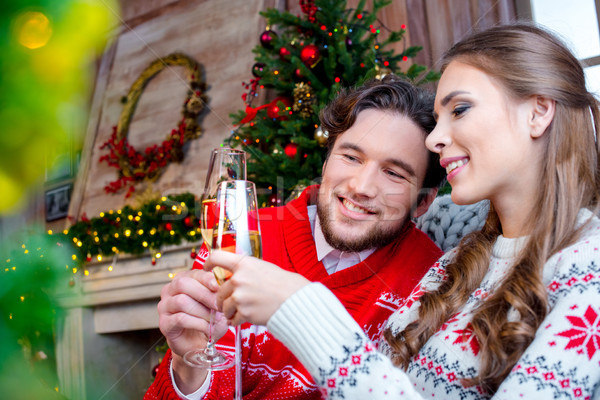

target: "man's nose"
[349,163,378,198]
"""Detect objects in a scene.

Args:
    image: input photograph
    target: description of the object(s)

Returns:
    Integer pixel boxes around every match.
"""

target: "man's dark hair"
[319,75,445,191]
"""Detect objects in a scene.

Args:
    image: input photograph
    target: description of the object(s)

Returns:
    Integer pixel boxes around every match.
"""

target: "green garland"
[50,192,201,267]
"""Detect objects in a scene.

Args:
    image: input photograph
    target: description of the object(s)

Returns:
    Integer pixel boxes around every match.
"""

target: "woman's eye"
[452,105,469,117]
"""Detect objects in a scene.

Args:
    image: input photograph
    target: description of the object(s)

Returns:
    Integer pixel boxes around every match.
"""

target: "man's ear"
[413,188,438,218]
[529,95,555,138]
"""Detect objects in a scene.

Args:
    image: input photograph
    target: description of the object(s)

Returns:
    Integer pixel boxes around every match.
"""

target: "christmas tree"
[227,0,439,206]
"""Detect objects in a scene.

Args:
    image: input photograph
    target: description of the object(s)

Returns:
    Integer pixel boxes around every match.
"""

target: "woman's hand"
[204,250,310,326]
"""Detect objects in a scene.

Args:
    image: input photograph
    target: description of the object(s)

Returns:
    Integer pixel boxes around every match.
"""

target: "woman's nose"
[425,123,450,154]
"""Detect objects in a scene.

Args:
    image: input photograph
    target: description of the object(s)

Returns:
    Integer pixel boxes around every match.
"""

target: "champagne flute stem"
[205,309,216,355]
[235,325,242,399]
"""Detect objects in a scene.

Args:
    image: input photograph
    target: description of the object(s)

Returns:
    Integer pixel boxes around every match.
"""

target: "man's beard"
[316,195,408,252]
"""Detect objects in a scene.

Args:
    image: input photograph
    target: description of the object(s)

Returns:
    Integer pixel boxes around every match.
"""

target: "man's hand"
[157,269,228,393]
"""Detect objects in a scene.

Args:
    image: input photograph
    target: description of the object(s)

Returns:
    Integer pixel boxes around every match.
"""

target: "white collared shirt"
[307,205,376,273]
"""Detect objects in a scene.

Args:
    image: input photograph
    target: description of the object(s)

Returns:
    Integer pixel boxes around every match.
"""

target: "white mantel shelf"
[55,245,195,399]
[57,245,193,333]
[58,245,193,308]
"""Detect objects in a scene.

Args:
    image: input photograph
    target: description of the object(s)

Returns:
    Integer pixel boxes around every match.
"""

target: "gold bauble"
[314,125,329,146]
[375,65,392,80]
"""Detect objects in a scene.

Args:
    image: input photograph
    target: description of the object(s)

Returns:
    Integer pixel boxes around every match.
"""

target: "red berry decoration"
[279,47,291,60]
[300,44,320,67]
[260,30,277,48]
[284,143,299,158]
[294,68,304,79]
[165,222,173,231]
[152,363,160,377]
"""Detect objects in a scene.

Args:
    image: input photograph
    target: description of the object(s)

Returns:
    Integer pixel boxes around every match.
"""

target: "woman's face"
[426,61,544,214]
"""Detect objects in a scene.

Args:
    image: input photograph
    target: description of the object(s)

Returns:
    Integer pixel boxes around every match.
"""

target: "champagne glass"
[213,180,262,400]
[183,147,246,370]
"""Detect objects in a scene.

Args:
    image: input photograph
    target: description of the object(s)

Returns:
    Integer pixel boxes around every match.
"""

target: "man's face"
[317,108,430,252]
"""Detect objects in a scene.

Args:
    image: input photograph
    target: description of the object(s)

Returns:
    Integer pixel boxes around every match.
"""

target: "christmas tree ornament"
[284,143,299,158]
[266,97,291,119]
[279,47,291,60]
[375,64,392,80]
[314,125,329,146]
[345,37,352,46]
[293,82,315,118]
[294,68,304,80]
[268,193,282,207]
[300,0,318,23]
[165,222,173,231]
[252,62,266,77]
[190,248,197,259]
[152,363,160,377]
[300,44,320,67]
[288,183,308,200]
[260,29,277,48]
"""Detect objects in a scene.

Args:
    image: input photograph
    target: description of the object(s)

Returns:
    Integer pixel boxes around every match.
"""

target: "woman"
[206,23,600,398]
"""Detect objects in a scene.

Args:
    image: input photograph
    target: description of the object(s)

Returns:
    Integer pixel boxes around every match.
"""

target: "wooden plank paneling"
[78,0,266,218]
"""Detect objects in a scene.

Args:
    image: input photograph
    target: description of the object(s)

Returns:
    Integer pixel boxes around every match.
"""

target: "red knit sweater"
[144,186,442,399]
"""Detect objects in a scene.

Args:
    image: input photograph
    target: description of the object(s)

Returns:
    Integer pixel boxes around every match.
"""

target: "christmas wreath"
[100,53,207,197]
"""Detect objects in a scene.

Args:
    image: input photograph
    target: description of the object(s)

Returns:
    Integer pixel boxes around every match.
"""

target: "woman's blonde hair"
[385,23,600,393]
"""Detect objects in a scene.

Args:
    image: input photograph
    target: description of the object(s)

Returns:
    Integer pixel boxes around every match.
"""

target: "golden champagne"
[212,230,262,285]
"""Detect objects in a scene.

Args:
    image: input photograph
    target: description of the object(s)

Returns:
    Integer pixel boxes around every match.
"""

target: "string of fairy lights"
[3,193,203,283]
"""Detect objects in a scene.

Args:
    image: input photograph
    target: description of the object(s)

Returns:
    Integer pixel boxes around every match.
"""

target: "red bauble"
[165,222,173,231]
[190,250,197,259]
[284,143,299,158]
[279,47,291,60]
[184,216,192,226]
[260,30,277,48]
[151,258,157,266]
[294,68,304,79]
[300,44,320,67]
[266,97,291,119]
[152,363,160,377]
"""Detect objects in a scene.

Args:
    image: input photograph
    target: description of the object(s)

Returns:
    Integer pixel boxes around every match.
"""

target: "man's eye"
[385,169,405,180]
[343,154,359,162]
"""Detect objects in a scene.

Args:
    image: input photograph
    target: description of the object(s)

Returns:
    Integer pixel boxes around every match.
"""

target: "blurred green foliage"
[0,0,119,397]
[0,0,118,212]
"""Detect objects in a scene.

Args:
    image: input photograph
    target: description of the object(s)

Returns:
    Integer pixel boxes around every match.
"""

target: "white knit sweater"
[268,209,600,399]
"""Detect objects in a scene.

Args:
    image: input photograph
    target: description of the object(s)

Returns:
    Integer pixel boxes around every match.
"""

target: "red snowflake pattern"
[556,305,600,360]
[452,323,480,355]
[403,283,425,309]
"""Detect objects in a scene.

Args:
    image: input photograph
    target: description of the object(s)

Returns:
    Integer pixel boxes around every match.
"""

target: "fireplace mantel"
[55,245,193,399]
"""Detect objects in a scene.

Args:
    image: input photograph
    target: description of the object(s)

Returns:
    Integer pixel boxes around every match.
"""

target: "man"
[145,75,446,399]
